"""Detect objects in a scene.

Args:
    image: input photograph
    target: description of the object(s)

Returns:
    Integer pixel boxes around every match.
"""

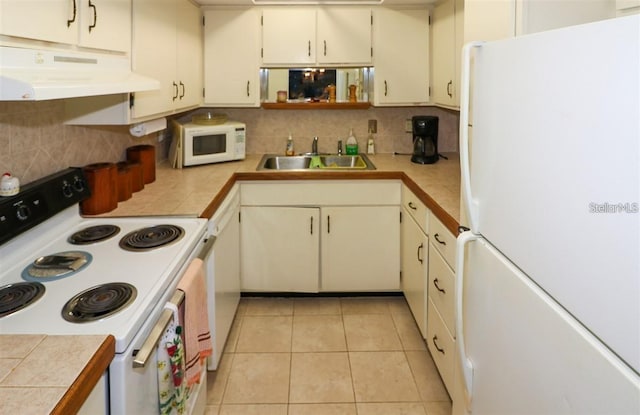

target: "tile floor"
[205,296,451,415]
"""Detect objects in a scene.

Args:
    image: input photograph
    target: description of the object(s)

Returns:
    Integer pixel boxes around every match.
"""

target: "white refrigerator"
[455,15,640,414]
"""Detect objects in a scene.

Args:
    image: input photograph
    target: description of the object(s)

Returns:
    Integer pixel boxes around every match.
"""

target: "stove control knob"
[16,204,30,221]
[62,181,74,198]
[72,176,86,193]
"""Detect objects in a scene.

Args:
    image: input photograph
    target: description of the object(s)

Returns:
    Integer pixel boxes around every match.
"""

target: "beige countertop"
[0,334,114,414]
[98,153,461,232]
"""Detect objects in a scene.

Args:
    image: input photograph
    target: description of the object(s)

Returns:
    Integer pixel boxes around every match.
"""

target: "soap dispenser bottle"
[346,128,358,155]
[286,133,295,156]
[367,128,375,154]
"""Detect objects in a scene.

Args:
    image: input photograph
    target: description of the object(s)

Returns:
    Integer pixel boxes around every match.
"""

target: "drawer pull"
[433,278,446,294]
[417,243,424,264]
[434,233,446,245]
[432,335,445,354]
[408,201,417,210]
[310,216,314,235]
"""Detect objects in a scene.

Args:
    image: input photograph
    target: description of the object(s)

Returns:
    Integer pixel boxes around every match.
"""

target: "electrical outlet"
[405,119,413,133]
[368,119,377,133]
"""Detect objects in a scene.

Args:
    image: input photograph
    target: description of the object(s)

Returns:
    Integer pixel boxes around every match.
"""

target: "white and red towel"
[177,257,213,387]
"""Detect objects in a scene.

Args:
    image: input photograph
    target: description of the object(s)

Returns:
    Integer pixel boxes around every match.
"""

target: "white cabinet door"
[401,208,428,337]
[372,7,429,106]
[131,0,176,119]
[0,0,130,52]
[132,0,201,119]
[204,8,260,107]
[321,206,400,292]
[78,0,130,52]
[261,7,316,65]
[431,0,456,107]
[0,0,76,44]
[317,7,371,65]
[175,0,202,110]
[240,206,320,293]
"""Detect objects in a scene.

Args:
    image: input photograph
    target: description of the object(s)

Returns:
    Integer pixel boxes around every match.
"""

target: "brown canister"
[127,161,144,192]
[116,162,132,202]
[126,145,155,184]
[81,163,118,215]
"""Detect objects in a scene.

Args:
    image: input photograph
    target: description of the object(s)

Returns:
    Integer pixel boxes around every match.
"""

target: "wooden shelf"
[261,101,371,110]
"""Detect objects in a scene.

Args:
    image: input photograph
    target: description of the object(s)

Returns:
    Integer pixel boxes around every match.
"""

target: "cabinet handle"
[67,0,77,27]
[246,81,250,97]
[432,335,445,354]
[407,201,417,211]
[446,80,453,98]
[179,81,185,99]
[434,233,446,246]
[172,82,178,101]
[417,243,424,264]
[308,40,311,57]
[88,0,97,32]
[310,216,314,235]
[384,80,388,96]
[433,278,446,294]
[327,215,330,234]
[323,40,327,56]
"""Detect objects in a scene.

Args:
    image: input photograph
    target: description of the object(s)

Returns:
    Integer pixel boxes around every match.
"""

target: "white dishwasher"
[206,185,241,370]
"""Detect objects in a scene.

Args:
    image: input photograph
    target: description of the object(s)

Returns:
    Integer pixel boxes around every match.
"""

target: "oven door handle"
[197,235,216,260]
[132,290,184,368]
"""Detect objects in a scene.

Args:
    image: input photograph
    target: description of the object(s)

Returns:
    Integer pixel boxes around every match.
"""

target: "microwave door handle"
[132,290,184,368]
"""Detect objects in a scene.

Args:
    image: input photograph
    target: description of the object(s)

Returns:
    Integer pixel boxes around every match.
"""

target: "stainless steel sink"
[257,154,376,171]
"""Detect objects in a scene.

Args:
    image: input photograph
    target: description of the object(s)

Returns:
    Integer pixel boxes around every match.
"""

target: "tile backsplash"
[1,100,459,185]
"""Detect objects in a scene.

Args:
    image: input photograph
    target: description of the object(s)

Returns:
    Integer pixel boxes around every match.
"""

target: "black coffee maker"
[411,115,439,164]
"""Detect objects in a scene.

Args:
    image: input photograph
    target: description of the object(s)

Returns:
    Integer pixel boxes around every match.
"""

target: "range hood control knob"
[72,176,85,193]
[62,181,73,198]
[16,204,31,221]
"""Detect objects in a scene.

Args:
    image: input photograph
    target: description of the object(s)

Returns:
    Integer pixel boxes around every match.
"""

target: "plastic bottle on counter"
[346,128,358,155]
[286,133,295,156]
[367,128,375,155]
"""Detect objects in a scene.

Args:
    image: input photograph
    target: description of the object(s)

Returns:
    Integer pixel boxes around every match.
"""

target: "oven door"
[183,129,233,166]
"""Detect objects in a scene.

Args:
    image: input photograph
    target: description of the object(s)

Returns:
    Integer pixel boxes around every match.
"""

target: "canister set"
[80,145,155,215]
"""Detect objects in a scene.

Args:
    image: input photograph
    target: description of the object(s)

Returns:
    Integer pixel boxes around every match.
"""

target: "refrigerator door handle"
[456,231,478,408]
[460,41,484,232]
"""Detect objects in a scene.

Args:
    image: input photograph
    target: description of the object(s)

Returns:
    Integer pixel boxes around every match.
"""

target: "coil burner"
[119,225,185,252]
[0,282,46,318]
[62,283,137,323]
[68,225,121,245]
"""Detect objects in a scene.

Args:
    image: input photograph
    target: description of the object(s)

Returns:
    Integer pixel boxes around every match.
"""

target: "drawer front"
[428,244,455,334]
[427,298,454,393]
[401,185,429,234]
[429,213,456,271]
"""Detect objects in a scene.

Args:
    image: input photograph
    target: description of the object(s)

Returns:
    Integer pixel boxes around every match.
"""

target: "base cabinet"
[401,208,428,337]
[239,181,401,293]
[321,206,400,292]
[240,206,320,292]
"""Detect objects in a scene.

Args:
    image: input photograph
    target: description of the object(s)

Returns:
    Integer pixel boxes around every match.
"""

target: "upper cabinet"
[372,7,429,106]
[261,6,372,67]
[431,0,463,109]
[0,0,131,53]
[204,7,261,107]
[130,0,202,119]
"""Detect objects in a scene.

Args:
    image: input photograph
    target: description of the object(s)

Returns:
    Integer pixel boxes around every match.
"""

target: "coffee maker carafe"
[411,115,439,164]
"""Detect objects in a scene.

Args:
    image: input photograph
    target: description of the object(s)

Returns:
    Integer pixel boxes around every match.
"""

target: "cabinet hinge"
[129,93,135,109]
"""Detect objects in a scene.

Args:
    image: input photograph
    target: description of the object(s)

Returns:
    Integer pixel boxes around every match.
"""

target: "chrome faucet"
[311,136,318,155]
[337,140,343,156]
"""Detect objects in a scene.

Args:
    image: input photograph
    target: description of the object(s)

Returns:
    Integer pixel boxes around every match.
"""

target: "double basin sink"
[257,154,376,171]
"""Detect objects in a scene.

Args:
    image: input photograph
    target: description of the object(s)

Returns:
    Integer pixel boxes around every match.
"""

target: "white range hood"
[0,46,160,101]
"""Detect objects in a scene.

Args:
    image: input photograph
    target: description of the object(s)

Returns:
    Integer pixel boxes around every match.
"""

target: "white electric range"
[0,168,209,414]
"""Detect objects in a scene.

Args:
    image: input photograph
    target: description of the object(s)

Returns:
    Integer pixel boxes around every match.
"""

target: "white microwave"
[169,120,246,168]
